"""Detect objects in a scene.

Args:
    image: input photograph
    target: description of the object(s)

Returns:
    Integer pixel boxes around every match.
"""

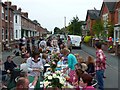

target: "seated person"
[27,51,44,76]
[0,60,7,90]
[56,57,65,70]
[15,71,28,83]
[19,71,28,78]
[0,60,7,80]
[73,63,88,86]
[86,56,95,77]
[21,47,28,58]
[16,76,38,90]
[4,56,17,74]
[79,73,95,90]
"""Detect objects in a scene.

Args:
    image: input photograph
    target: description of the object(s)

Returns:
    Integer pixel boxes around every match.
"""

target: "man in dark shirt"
[57,35,63,48]
[4,56,17,73]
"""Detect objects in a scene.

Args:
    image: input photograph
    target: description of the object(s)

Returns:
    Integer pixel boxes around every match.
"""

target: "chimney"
[11,5,17,10]
[22,12,28,18]
[5,1,11,6]
[18,8,22,12]
[24,12,28,18]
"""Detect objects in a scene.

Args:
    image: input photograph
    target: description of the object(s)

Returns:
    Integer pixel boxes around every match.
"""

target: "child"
[79,73,96,90]
[86,56,95,77]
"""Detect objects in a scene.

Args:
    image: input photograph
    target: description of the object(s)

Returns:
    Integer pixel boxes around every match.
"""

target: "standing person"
[95,42,106,90]
[57,35,63,48]
[39,38,47,51]
[62,48,78,83]
[22,37,26,47]
[38,37,43,48]
[26,38,31,55]
[19,38,23,51]
[67,36,72,51]
[46,38,52,47]
[31,37,35,46]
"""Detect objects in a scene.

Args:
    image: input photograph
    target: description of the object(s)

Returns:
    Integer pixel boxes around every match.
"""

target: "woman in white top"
[26,52,44,76]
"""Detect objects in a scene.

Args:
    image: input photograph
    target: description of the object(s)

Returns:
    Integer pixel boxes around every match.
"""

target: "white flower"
[55,70,61,74]
[60,78,64,85]
[61,70,63,73]
[44,81,51,88]
[44,73,48,78]
[48,76,52,80]
[52,61,56,65]
[53,73,57,78]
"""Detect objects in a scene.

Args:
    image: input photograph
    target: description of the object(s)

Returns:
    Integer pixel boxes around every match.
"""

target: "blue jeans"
[96,70,104,90]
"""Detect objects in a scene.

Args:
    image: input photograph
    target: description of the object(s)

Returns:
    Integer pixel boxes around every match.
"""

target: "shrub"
[84,36,92,43]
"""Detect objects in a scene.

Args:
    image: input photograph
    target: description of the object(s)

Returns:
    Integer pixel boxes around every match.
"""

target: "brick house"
[113,1,120,55]
[0,1,14,51]
[114,1,120,45]
[85,9,100,36]
[0,1,48,51]
[100,2,116,40]
[0,0,2,53]
[12,5,48,40]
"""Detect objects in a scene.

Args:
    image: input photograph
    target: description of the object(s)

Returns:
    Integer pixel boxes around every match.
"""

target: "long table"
[28,75,43,90]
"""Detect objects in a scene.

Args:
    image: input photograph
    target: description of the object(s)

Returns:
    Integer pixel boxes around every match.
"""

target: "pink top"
[83,86,96,90]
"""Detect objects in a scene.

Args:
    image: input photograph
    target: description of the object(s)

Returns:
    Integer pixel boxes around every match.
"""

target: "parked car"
[68,35,82,48]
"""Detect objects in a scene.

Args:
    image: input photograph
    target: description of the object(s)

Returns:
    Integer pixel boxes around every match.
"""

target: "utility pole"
[64,16,66,28]
[64,16,67,36]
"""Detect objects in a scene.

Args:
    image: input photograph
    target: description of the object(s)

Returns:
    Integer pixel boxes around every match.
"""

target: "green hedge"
[84,36,92,43]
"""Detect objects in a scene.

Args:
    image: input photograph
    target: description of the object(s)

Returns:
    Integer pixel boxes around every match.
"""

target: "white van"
[68,35,82,48]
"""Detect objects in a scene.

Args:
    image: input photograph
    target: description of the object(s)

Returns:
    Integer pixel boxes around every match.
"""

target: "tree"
[107,21,114,38]
[92,20,104,38]
[53,27,60,34]
[67,16,82,35]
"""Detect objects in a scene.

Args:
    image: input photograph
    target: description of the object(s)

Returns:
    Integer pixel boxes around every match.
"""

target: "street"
[1,44,119,89]
[72,44,119,89]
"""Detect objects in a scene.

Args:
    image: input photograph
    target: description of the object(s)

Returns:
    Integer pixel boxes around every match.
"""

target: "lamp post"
[7,0,9,46]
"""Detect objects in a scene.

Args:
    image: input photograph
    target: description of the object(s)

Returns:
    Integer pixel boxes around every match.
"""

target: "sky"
[2,0,103,31]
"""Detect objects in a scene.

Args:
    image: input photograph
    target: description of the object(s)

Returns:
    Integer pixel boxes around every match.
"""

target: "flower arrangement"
[44,71,66,88]
[50,60,57,72]
[49,54,60,72]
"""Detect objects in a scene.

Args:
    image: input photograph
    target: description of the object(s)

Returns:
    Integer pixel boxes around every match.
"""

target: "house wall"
[14,14,21,40]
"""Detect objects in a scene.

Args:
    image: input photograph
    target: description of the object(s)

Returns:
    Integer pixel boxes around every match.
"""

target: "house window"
[10,29,13,40]
[15,15,17,23]
[6,29,8,39]
[2,7,4,19]
[10,11,12,22]
[103,13,108,28]
[2,28,4,40]
[118,9,120,23]
[16,30,18,38]
[87,20,90,30]
[5,10,8,20]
